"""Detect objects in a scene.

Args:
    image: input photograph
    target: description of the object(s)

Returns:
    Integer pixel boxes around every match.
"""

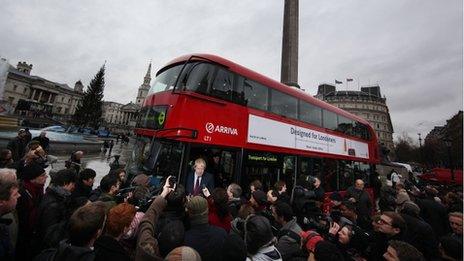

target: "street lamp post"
[418,133,422,164]
[443,137,454,183]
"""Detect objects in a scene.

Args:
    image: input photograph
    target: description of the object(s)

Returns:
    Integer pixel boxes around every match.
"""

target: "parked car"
[40,125,67,133]
[97,129,111,137]
[419,168,463,185]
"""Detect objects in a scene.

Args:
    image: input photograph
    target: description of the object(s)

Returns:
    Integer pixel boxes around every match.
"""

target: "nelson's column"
[281,0,299,88]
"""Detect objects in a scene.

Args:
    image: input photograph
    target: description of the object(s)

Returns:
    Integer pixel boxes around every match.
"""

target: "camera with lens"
[293,185,316,199]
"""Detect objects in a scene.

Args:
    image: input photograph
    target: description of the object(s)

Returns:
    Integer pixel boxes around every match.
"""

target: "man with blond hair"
[186,158,214,196]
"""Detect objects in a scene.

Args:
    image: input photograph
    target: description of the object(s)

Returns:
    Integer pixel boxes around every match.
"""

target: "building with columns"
[101,62,152,133]
[1,59,151,131]
[102,101,139,133]
[1,61,84,125]
[315,84,395,152]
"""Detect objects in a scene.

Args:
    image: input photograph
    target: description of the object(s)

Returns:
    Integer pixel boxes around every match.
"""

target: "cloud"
[0,0,461,142]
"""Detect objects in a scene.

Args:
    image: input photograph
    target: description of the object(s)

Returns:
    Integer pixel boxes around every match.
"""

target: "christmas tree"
[73,64,105,129]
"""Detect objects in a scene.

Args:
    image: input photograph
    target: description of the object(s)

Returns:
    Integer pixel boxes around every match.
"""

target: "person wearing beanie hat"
[250,190,267,210]
[186,196,209,225]
[300,230,324,253]
[15,162,47,260]
[20,162,46,181]
[249,190,276,227]
[184,196,227,261]
[398,200,441,260]
[165,246,201,261]
[245,215,282,260]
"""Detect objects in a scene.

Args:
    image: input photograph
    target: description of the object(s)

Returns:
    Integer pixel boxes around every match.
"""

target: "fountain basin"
[0,130,103,154]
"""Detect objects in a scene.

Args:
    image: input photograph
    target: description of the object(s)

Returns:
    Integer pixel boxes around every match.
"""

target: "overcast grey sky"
[1,0,462,143]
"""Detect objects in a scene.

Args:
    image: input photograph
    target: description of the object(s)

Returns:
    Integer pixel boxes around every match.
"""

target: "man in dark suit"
[186,158,215,196]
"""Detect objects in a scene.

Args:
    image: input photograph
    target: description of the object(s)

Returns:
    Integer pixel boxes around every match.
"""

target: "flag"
[346,78,353,82]
[335,80,342,84]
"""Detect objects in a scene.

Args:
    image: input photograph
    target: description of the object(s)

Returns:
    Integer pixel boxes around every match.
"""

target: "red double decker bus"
[128,54,380,194]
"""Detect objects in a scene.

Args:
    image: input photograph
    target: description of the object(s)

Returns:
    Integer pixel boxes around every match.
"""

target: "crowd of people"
[0,133,462,261]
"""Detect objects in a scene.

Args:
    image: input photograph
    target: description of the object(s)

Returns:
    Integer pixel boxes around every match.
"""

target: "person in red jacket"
[203,187,232,233]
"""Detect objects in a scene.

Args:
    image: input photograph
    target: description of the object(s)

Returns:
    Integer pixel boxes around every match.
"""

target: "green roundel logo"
[158,112,166,125]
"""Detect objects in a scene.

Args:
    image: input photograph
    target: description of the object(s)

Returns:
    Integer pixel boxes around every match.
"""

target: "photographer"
[155,181,187,236]
[296,176,324,201]
[135,176,181,260]
[345,179,372,219]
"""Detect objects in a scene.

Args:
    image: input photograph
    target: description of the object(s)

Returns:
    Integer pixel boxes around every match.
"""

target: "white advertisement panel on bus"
[247,114,369,159]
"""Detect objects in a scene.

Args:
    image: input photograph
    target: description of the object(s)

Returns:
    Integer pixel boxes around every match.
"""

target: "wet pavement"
[45,138,135,188]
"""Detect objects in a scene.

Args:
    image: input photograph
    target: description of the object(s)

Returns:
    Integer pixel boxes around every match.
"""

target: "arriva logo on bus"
[205,122,238,135]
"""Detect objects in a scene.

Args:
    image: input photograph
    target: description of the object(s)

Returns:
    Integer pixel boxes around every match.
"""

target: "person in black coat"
[185,158,215,196]
[416,189,449,239]
[184,196,227,261]
[32,131,50,152]
[156,184,187,234]
[33,202,106,261]
[36,169,77,242]
[345,179,372,217]
[71,168,96,200]
[398,201,441,260]
[7,129,27,162]
[94,203,136,261]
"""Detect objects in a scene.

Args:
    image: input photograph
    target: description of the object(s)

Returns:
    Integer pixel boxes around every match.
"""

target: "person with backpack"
[271,202,304,260]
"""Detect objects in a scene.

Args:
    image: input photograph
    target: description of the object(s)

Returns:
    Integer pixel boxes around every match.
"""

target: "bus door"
[242,151,285,194]
[282,155,297,197]
[126,137,185,187]
[183,145,239,189]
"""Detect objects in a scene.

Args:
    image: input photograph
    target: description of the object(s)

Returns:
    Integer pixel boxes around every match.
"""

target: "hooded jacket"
[37,185,71,241]
[246,244,282,261]
[275,217,303,260]
[33,240,95,261]
[95,235,130,261]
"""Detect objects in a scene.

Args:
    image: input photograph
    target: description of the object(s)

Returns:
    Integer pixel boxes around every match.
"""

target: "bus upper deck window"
[149,64,183,94]
[185,63,214,94]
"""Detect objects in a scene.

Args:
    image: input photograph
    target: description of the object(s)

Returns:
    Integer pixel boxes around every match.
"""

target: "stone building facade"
[102,101,139,133]
[1,61,84,125]
[315,84,394,152]
[101,62,151,133]
[1,59,151,131]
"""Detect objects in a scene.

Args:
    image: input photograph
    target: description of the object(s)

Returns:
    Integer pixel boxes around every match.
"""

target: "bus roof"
[161,54,372,127]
